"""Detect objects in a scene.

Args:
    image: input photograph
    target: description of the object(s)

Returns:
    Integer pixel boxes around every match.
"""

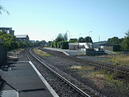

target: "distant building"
[69,43,79,50]
[93,41,107,48]
[93,41,121,51]
[101,44,121,51]
[30,40,36,43]
[69,42,93,50]
[0,27,14,36]
[79,43,93,49]
[15,35,29,41]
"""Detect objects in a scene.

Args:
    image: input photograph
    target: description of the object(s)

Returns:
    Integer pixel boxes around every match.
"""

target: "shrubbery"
[50,33,93,49]
[0,31,34,51]
[107,31,129,51]
[60,41,69,49]
[0,31,18,50]
[50,33,69,49]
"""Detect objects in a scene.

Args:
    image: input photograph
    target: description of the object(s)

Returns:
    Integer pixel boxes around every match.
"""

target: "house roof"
[15,35,28,38]
[0,27,12,30]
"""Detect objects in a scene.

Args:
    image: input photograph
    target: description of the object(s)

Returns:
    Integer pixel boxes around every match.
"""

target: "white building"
[69,42,93,50]
[69,43,79,50]
[15,35,29,41]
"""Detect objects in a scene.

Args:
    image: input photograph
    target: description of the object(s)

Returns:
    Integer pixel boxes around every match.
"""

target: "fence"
[0,45,7,67]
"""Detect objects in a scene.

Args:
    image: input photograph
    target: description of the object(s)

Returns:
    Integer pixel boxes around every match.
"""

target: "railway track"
[40,48,129,75]
[26,48,95,97]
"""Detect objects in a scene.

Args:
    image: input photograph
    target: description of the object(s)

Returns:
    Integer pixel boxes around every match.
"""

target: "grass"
[89,70,129,90]
[97,54,129,66]
[8,48,24,56]
[111,54,129,66]
[33,48,51,56]
[70,65,129,92]
[70,65,95,71]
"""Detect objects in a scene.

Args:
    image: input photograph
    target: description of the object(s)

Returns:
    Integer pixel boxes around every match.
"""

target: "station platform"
[0,61,56,97]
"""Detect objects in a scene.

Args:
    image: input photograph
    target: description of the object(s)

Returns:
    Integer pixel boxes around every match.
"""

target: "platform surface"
[1,61,53,97]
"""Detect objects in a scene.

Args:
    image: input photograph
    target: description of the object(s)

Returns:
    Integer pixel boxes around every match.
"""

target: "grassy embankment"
[33,48,129,96]
[111,54,129,66]
[71,54,129,95]
[70,65,129,95]
[33,48,51,56]
[8,48,24,56]
[98,54,129,66]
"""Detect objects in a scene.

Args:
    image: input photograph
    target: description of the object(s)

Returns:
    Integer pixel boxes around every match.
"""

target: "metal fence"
[0,45,7,67]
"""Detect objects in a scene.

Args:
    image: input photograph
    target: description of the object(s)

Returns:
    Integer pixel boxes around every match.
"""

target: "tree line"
[107,31,129,51]
[49,31,129,51]
[50,33,69,49]
[49,33,93,49]
[0,31,42,51]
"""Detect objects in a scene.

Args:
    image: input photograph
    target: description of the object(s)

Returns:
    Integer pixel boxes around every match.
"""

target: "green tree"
[69,38,78,43]
[125,31,129,37]
[0,5,3,14]
[107,37,121,45]
[121,31,129,50]
[0,5,9,14]
[48,41,52,47]
[84,36,93,43]
[55,33,64,42]
[64,33,68,41]
[0,31,18,50]
[78,37,85,42]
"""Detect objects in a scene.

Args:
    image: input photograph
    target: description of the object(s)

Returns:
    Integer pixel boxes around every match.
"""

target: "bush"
[113,45,121,51]
[60,41,69,49]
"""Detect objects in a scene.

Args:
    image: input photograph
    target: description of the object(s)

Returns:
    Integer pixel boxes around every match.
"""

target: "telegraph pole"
[66,30,70,41]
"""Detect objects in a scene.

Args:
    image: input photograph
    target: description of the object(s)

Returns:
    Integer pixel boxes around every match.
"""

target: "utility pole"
[89,31,92,37]
[66,30,70,41]
[99,35,100,42]
[88,31,93,43]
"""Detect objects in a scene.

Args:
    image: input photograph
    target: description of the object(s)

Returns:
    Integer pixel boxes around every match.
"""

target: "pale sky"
[0,0,129,42]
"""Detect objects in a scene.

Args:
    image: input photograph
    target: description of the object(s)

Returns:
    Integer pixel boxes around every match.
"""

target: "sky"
[0,0,129,42]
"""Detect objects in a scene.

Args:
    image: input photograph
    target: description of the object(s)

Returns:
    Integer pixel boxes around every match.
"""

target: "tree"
[55,33,64,42]
[125,31,129,37]
[78,37,85,42]
[121,31,129,50]
[121,37,129,50]
[64,33,68,41]
[0,31,18,50]
[48,41,52,47]
[0,5,9,14]
[0,5,3,14]
[60,41,69,49]
[41,40,46,46]
[84,36,93,43]
[69,38,78,43]
[107,37,121,45]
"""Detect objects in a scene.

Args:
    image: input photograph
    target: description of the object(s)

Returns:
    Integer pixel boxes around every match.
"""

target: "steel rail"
[28,48,92,97]
[39,48,129,75]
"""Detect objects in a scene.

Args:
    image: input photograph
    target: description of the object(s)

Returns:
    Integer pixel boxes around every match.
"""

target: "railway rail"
[27,48,93,97]
[40,48,129,75]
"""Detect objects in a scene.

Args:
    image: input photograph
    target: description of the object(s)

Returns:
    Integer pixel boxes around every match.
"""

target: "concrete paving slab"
[44,47,86,56]
[1,61,53,97]
[1,90,19,97]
